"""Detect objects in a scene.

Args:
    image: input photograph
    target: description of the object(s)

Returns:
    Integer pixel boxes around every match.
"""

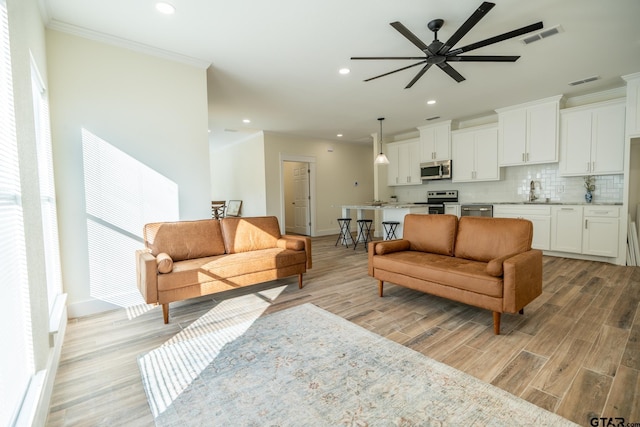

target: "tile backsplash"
[395,163,624,204]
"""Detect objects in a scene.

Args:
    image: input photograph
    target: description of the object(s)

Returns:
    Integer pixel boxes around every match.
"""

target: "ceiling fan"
[351,2,543,88]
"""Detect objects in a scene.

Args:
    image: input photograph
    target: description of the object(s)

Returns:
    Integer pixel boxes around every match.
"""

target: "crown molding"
[46,19,211,69]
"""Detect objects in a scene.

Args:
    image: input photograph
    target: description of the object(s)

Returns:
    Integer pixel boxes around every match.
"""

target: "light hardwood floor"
[47,235,640,426]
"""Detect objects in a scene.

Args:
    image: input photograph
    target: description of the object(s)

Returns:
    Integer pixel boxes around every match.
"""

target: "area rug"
[139,302,578,426]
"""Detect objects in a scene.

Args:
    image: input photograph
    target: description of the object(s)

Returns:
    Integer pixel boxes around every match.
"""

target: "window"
[31,55,63,311]
[0,0,34,424]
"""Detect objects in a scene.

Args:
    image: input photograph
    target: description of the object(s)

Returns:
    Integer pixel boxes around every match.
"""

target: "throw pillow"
[157,252,173,274]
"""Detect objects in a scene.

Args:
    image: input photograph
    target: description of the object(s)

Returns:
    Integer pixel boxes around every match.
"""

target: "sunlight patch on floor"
[138,285,287,417]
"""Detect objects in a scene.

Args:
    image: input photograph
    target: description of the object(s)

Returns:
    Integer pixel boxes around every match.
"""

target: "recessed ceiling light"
[427,100,436,105]
[337,134,343,137]
[242,119,251,124]
[339,68,350,75]
[155,2,175,15]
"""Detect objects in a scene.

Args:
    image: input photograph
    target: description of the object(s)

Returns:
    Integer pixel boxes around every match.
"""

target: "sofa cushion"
[144,219,225,261]
[221,216,282,254]
[485,252,521,277]
[375,239,411,255]
[373,251,503,298]
[403,214,458,256]
[157,248,306,291]
[455,217,533,262]
[156,252,173,273]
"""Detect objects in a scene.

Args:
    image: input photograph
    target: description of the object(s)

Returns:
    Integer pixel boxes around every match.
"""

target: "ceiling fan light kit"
[351,1,543,88]
[374,117,390,165]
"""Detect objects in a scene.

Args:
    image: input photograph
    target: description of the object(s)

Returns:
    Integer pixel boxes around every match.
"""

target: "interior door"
[293,163,310,235]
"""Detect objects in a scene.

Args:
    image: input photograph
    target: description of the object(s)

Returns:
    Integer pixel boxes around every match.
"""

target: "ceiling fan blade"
[390,21,430,53]
[447,22,543,55]
[351,56,428,61]
[405,64,433,89]
[437,62,465,82]
[447,55,520,62]
[363,61,427,82]
[438,1,495,55]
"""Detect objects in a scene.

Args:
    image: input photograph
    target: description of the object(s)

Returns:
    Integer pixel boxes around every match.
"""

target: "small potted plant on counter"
[584,175,595,203]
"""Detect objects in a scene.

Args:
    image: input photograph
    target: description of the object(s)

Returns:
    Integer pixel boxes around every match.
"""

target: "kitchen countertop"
[473,201,623,206]
[342,203,431,209]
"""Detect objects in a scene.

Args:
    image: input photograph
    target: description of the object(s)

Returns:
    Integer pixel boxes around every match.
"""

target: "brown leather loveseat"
[368,214,542,334]
[136,216,311,323]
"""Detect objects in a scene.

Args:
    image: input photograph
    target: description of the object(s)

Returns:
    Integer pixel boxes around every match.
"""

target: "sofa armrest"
[280,235,312,269]
[367,240,410,276]
[502,249,543,313]
[136,249,158,304]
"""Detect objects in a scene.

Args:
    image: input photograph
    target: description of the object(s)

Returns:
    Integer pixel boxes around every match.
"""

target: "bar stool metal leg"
[335,218,352,247]
[354,219,373,251]
[382,221,400,240]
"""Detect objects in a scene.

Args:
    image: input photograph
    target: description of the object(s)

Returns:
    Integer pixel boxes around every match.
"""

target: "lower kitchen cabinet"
[550,205,620,258]
[551,206,583,253]
[493,205,551,250]
[582,206,619,257]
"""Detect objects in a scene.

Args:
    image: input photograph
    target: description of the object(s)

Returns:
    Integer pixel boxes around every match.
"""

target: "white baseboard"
[66,298,120,319]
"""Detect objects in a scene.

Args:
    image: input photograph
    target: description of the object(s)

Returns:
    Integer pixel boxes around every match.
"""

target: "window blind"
[0,0,34,424]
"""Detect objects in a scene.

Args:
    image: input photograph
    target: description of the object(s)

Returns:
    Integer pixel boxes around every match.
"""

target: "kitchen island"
[341,204,428,240]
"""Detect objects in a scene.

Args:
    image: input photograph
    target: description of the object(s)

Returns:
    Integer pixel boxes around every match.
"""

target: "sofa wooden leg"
[162,303,169,324]
[378,280,384,297]
[298,274,303,289]
[519,308,524,315]
[493,312,501,335]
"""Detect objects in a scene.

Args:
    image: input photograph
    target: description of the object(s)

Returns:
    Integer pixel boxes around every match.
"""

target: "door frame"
[279,154,316,237]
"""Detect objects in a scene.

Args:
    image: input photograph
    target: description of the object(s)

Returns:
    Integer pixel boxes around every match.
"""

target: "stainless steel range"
[414,190,458,214]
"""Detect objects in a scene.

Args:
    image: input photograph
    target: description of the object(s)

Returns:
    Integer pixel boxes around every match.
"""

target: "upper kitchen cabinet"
[623,72,640,137]
[417,121,451,162]
[451,124,500,183]
[559,99,625,176]
[387,139,421,186]
[496,95,562,166]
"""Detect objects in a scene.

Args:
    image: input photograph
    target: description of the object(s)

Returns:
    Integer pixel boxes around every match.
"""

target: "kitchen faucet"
[529,180,538,202]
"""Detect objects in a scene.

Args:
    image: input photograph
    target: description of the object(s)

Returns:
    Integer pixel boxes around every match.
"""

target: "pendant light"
[374,117,390,165]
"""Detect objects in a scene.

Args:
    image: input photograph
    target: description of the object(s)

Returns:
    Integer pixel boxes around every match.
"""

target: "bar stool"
[335,218,353,247]
[382,221,400,240]
[353,219,373,251]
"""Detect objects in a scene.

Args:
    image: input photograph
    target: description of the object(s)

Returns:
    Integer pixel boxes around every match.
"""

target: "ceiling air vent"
[568,75,600,86]
[224,128,238,132]
[426,116,441,121]
[520,25,563,44]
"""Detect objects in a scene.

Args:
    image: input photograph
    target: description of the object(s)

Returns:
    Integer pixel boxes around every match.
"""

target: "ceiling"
[42,0,640,147]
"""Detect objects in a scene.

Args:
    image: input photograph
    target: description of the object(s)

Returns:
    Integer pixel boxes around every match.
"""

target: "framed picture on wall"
[226,200,242,217]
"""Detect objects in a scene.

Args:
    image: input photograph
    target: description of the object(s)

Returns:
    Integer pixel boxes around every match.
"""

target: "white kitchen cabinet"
[386,139,420,186]
[497,96,562,166]
[551,205,583,253]
[493,205,551,250]
[418,121,451,162]
[559,100,625,176]
[623,72,640,137]
[444,204,460,217]
[451,125,499,183]
[582,206,619,257]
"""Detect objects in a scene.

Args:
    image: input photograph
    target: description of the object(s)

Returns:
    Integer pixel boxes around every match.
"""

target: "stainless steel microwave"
[420,160,452,181]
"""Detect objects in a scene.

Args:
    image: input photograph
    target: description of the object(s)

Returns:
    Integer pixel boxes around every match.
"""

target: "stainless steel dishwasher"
[460,204,493,217]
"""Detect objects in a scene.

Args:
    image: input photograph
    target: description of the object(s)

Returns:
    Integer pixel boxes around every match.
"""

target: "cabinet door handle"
[592,161,595,172]
[586,162,590,172]
[522,153,525,162]
[585,219,588,229]
[526,152,529,161]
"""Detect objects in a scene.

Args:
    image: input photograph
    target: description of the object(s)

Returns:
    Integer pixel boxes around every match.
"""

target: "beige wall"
[264,132,374,236]
[46,30,210,316]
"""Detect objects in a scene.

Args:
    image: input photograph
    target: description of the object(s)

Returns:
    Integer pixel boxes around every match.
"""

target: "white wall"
[46,30,210,317]
[210,131,267,217]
